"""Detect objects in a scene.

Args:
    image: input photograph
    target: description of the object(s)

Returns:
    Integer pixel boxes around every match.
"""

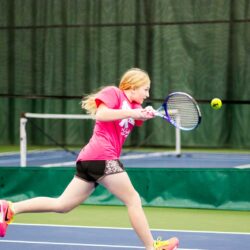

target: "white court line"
[0,240,143,248]
[121,152,178,159]
[0,240,204,250]
[40,152,178,167]
[234,164,250,169]
[41,161,75,167]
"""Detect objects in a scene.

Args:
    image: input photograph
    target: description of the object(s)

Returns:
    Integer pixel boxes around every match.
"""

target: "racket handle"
[154,110,167,119]
[145,106,167,120]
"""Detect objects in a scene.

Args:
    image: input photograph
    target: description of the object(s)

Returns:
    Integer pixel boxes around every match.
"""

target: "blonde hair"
[81,68,150,116]
[119,68,150,90]
[81,86,105,117]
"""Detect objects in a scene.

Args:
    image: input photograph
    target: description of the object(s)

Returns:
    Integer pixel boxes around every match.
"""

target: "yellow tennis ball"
[211,98,222,110]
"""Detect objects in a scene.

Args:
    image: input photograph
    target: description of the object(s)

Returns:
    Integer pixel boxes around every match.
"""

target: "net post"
[175,115,181,156]
[20,114,28,167]
[19,112,92,166]
[175,127,181,156]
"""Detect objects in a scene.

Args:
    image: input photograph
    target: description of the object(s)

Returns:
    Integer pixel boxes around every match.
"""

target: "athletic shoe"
[153,236,179,250]
[0,200,14,237]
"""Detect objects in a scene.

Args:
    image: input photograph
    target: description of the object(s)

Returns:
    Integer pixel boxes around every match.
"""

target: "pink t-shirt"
[77,86,143,161]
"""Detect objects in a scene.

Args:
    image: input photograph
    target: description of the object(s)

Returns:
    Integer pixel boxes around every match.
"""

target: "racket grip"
[154,111,166,118]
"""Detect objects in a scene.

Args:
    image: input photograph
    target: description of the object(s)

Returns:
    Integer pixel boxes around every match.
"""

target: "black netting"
[0,0,250,148]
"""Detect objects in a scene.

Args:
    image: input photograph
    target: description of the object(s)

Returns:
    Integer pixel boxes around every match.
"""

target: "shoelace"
[156,237,164,243]
[155,236,169,246]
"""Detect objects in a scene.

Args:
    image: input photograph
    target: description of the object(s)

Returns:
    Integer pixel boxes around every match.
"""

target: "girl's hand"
[142,106,156,120]
[131,107,155,121]
[144,106,156,115]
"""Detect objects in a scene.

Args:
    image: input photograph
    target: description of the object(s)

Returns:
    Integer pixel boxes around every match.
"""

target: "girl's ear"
[131,88,137,96]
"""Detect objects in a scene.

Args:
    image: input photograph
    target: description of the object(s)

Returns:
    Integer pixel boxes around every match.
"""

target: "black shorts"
[75,160,125,186]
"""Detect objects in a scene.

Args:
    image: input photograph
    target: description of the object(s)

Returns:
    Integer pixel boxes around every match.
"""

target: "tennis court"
[1,1,250,250]
[1,224,250,250]
[1,148,250,250]
[0,149,250,168]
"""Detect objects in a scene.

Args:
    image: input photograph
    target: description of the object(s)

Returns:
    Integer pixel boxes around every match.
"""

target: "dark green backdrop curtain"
[0,0,249,148]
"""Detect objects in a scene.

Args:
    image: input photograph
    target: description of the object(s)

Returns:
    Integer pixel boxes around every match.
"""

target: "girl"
[0,68,179,250]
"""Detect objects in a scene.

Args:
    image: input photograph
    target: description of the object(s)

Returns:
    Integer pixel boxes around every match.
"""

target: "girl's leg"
[13,176,95,214]
[99,172,154,250]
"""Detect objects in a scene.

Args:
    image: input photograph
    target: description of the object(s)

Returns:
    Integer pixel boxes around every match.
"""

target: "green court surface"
[14,205,250,233]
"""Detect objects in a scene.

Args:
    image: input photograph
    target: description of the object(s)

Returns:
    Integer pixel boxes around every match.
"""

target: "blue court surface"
[1,224,250,250]
[0,150,249,168]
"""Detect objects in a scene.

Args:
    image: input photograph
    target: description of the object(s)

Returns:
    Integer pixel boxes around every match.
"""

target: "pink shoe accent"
[168,237,179,250]
[154,237,179,250]
[0,200,13,237]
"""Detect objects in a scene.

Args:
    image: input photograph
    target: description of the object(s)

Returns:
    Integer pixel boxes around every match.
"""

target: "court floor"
[1,224,250,250]
[0,150,250,168]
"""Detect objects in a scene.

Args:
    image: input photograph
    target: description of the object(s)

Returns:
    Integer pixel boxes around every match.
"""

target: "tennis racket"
[154,92,201,131]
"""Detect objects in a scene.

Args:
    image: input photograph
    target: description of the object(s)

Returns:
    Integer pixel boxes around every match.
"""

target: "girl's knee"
[54,198,73,213]
[125,191,142,207]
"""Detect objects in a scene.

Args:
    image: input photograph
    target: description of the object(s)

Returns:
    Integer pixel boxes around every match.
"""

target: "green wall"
[0,0,250,148]
[1,167,250,211]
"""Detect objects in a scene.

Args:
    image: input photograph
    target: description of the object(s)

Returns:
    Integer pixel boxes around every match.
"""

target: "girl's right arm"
[95,103,154,122]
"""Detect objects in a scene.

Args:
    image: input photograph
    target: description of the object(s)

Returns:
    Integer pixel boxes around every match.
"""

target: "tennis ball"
[211,98,222,110]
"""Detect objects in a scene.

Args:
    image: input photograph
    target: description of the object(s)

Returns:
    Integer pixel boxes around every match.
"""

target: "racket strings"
[167,95,200,130]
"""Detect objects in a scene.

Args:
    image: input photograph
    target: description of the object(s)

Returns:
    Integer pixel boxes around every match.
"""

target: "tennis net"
[20,112,181,167]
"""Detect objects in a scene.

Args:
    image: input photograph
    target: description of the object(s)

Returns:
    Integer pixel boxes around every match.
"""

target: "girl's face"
[132,83,150,104]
